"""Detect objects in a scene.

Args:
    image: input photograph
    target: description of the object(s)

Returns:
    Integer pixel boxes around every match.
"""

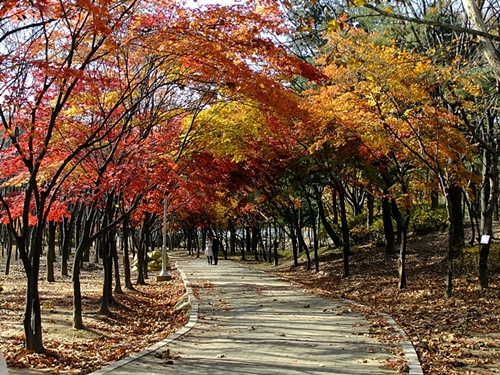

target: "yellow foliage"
[352,0,368,6]
[327,20,341,32]
[303,29,478,200]
[185,100,272,163]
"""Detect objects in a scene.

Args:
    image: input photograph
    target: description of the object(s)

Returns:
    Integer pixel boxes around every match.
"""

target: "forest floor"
[1,229,500,375]
[0,259,189,375]
[247,230,500,375]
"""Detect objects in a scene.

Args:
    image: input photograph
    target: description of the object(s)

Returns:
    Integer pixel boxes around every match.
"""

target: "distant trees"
[1,0,499,356]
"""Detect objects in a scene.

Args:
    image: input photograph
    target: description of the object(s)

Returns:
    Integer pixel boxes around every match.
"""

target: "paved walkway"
[90,256,422,375]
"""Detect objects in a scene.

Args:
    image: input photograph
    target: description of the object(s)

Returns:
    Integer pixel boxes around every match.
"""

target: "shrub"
[458,243,500,276]
[349,216,386,246]
[370,218,387,246]
[349,213,368,229]
[350,226,372,245]
[410,207,448,235]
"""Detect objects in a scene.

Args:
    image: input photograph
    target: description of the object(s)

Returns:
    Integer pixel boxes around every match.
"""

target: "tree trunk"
[229,221,236,256]
[135,225,147,285]
[112,231,123,294]
[19,229,45,353]
[297,225,312,270]
[4,229,12,276]
[241,226,248,261]
[100,234,114,314]
[431,191,439,209]
[72,209,97,329]
[382,196,396,256]
[46,221,56,282]
[336,181,350,278]
[366,193,374,228]
[462,0,500,82]
[390,200,403,246]
[305,192,319,272]
[287,219,299,267]
[313,185,342,247]
[398,214,410,289]
[444,189,455,298]
[60,217,73,277]
[449,184,465,249]
[252,226,259,261]
[122,215,134,290]
[478,145,499,288]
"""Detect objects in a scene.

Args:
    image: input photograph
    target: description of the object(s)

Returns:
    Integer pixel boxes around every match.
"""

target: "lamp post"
[157,195,172,281]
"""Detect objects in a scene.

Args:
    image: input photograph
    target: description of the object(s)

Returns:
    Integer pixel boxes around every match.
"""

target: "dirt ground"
[0,254,189,375]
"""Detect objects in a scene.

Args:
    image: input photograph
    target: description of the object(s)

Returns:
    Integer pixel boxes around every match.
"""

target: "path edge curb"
[346,299,423,375]
[88,264,198,375]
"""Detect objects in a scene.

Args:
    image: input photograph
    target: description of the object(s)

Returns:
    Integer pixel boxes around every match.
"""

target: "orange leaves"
[268,231,500,375]
[301,28,476,201]
[0,263,189,374]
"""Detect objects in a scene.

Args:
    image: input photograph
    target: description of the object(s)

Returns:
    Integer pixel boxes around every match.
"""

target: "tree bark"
[313,185,342,247]
[122,215,134,290]
[19,228,45,353]
[336,181,350,278]
[462,0,500,82]
[449,184,465,249]
[112,231,123,294]
[398,214,410,290]
[478,147,499,288]
[382,197,396,256]
[46,221,56,282]
[444,189,455,298]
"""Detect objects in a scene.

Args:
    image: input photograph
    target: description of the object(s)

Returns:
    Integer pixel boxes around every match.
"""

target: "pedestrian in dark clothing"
[212,237,220,265]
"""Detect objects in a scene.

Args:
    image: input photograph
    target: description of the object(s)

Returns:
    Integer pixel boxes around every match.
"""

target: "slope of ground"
[256,232,500,375]
[1,230,500,375]
[0,258,189,375]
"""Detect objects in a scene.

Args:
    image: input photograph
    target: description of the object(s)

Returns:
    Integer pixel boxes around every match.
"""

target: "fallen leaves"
[0,259,189,374]
[266,231,500,375]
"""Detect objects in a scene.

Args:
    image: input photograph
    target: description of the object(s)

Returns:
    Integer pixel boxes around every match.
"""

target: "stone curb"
[0,350,8,375]
[380,313,424,375]
[90,262,423,375]
[89,265,199,375]
[346,299,423,375]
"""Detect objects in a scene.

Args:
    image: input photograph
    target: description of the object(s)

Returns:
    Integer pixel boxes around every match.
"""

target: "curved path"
[91,256,421,375]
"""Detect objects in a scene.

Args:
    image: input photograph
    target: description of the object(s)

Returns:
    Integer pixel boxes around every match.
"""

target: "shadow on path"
[90,256,420,375]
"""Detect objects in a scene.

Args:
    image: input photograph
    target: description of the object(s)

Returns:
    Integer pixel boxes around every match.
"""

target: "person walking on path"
[204,237,213,265]
[212,236,220,265]
[86,256,421,375]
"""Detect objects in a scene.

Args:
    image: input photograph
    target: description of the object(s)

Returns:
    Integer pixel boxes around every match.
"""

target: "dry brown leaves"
[0,257,189,375]
[267,233,500,375]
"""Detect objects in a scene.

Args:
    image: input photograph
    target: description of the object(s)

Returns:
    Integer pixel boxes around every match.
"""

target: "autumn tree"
[305,28,476,294]
[0,0,155,351]
[339,0,500,288]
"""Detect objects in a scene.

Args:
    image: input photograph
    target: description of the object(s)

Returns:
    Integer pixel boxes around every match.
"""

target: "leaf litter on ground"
[0,257,189,375]
[261,231,500,375]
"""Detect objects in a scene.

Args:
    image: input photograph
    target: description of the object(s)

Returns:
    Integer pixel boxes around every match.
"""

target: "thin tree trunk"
[4,229,12,276]
[122,215,134,290]
[444,190,455,298]
[398,214,410,290]
[72,209,97,329]
[19,230,45,352]
[112,231,123,294]
[46,221,56,282]
[382,197,396,256]
[336,181,350,278]
[313,185,342,247]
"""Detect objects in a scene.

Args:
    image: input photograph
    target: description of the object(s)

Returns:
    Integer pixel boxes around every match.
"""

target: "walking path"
[90,256,422,375]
